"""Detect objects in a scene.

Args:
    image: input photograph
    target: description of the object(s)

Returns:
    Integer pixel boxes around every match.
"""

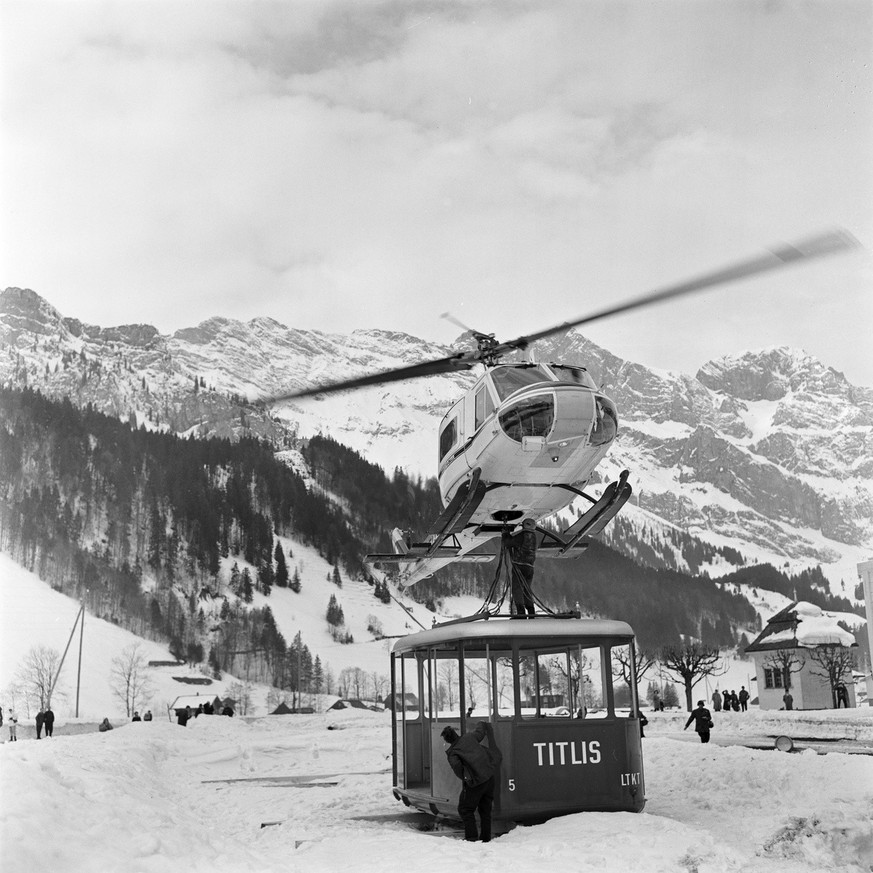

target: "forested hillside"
[3,386,859,687]
[0,388,401,687]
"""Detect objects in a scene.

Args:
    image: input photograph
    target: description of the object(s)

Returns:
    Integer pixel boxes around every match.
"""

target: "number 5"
[508,779,516,792]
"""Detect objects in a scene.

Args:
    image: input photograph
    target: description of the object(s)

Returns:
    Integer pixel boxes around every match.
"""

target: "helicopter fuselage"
[437,363,618,527]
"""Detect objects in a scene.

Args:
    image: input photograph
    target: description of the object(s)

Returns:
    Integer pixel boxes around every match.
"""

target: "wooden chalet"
[745,601,858,710]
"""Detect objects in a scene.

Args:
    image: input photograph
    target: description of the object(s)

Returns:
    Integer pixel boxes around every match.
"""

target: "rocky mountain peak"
[0,287,66,342]
[696,347,851,402]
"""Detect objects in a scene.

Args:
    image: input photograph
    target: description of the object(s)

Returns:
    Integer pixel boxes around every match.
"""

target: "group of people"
[131,710,153,722]
[177,700,234,726]
[1,705,55,741]
[710,687,749,712]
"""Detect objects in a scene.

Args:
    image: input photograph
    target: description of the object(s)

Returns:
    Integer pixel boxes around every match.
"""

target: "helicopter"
[269,229,857,588]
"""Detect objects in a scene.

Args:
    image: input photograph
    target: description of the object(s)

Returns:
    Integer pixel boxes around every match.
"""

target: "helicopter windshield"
[498,395,555,442]
[490,365,551,401]
[589,396,618,446]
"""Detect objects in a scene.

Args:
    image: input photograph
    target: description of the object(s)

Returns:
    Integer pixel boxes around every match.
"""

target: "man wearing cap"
[503,519,538,617]
[683,700,713,743]
[441,722,500,842]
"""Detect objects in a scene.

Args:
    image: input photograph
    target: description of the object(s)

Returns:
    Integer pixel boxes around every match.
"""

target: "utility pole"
[857,559,873,707]
[75,601,85,717]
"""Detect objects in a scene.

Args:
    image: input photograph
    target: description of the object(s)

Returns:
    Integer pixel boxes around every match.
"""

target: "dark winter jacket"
[43,709,54,726]
[446,722,497,787]
[684,706,712,733]
[506,530,537,567]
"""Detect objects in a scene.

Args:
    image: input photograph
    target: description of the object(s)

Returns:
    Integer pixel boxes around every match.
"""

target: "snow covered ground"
[3,550,872,872]
[2,707,872,873]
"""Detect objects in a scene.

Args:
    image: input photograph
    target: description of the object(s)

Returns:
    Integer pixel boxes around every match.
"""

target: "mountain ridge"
[2,285,871,591]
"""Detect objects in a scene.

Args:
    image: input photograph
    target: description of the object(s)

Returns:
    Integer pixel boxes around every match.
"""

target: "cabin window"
[439,418,457,461]
[474,386,495,431]
[610,643,639,710]
[498,396,554,442]
[548,365,597,389]
[435,651,462,718]
[764,667,790,689]
[517,644,607,719]
[490,366,550,401]
[589,396,618,446]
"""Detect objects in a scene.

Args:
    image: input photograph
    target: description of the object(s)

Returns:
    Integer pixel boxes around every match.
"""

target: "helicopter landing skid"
[539,469,632,558]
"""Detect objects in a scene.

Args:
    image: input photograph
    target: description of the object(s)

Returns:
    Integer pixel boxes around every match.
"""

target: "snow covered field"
[2,707,872,873]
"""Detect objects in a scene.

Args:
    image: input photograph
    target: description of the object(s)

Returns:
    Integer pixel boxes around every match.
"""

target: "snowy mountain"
[2,286,871,593]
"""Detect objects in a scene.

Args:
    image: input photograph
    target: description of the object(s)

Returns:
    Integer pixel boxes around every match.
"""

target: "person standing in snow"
[629,707,648,738]
[722,689,730,712]
[0,705,4,727]
[835,681,849,708]
[782,691,794,710]
[441,722,501,842]
[738,687,749,712]
[711,690,722,712]
[143,710,153,722]
[35,710,44,739]
[43,706,54,737]
[684,701,713,743]
[7,710,18,741]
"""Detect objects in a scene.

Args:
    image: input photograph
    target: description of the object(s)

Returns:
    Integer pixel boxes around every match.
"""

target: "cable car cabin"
[390,617,645,823]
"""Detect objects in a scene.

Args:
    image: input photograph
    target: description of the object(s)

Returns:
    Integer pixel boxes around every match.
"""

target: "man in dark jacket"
[503,519,538,617]
[684,701,713,743]
[43,707,54,737]
[441,722,500,841]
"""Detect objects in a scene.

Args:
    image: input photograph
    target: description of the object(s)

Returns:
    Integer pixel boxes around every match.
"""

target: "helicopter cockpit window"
[490,366,551,402]
[548,365,597,390]
[589,396,618,446]
[498,396,554,442]
[439,418,458,461]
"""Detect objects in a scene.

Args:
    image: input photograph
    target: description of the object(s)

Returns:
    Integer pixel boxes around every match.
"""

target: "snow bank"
[2,708,872,873]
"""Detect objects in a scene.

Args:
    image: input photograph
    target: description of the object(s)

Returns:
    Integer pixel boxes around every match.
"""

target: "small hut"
[745,601,858,710]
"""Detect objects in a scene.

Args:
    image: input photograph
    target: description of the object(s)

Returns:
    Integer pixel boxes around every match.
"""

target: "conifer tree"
[241,567,254,603]
[274,542,289,588]
[290,566,302,593]
[326,593,344,627]
[332,565,342,587]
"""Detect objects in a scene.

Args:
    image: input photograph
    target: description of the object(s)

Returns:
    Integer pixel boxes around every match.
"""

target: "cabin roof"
[392,616,634,654]
[745,601,856,653]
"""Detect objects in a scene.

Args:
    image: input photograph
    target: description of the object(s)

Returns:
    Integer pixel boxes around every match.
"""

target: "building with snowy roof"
[745,601,858,710]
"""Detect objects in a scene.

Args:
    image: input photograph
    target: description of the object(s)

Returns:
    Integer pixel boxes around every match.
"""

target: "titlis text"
[533,740,601,767]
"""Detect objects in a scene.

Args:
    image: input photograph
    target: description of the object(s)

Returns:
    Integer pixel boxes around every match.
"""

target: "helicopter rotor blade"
[264,351,478,402]
[264,228,858,403]
[440,311,475,333]
[492,228,860,354]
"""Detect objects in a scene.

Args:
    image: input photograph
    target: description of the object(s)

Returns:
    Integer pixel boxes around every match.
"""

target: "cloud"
[1,0,870,384]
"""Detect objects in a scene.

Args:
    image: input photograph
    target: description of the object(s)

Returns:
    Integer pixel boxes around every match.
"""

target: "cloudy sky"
[1,0,871,384]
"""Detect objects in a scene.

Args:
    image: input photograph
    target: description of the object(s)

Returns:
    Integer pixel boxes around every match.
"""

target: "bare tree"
[226,680,254,715]
[660,643,728,711]
[16,645,62,711]
[612,647,657,689]
[807,644,856,707]
[370,671,388,703]
[110,643,155,717]
[437,660,458,711]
